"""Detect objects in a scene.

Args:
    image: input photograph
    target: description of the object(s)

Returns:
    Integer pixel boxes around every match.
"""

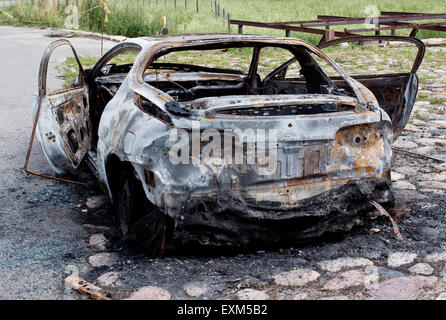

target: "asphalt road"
[0,26,114,299]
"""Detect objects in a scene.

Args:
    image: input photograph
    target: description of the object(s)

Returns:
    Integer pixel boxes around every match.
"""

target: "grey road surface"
[0,26,114,299]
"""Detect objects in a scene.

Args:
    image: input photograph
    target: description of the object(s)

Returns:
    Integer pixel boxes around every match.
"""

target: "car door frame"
[318,36,425,139]
[317,35,425,73]
[34,39,91,174]
[264,36,425,139]
[265,35,425,82]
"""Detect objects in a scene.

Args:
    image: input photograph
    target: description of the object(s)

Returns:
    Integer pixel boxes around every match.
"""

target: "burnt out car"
[33,34,425,249]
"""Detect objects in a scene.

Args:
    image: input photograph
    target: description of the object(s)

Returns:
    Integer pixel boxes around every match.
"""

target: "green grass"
[432,106,446,115]
[57,55,98,86]
[1,0,446,44]
[428,97,446,105]
[413,110,430,122]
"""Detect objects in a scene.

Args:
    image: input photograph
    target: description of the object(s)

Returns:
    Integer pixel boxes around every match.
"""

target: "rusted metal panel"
[31,39,91,176]
[34,87,91,173]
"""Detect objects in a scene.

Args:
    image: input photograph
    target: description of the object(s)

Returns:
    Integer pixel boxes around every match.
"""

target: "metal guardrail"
[229,12,446,44]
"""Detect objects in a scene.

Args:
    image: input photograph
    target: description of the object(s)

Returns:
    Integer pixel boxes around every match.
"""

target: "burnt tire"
[115,169,143,237]
[114,167,169,255]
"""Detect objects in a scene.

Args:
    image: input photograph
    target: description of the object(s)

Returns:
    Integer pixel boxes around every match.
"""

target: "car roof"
[124,33,369,107]
[139,33,293,42]
[121,33,313,48]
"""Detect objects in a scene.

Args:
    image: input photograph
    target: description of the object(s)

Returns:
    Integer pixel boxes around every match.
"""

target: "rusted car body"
[34,34,424,248]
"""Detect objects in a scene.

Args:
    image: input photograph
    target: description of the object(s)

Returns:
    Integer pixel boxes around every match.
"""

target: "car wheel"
[114,167,170,254]
[116,168,145,237]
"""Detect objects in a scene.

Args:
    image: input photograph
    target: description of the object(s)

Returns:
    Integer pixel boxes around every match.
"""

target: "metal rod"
[393,147,444,163]
[230,19,354,37]
[24,92,44,176]
[381,11,422,16]
[228,13,230,33]
[229,13,446,43]
[234,13,446,28]
[101,8,104,56]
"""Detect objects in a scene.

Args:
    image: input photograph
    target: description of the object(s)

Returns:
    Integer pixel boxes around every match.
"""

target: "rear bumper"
[167,177,394,247]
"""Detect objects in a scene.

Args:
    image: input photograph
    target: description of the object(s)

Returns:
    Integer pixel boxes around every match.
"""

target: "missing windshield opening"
[214,103,355,116]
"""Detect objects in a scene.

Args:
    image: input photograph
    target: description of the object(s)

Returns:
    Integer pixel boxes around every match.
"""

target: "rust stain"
[329,123,389,178]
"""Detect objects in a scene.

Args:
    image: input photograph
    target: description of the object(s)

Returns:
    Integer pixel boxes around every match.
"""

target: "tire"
[115,169,144,237]
[114,167,169,255]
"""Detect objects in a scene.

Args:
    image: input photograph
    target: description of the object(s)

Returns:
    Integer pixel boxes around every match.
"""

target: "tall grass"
[1,0,446,44]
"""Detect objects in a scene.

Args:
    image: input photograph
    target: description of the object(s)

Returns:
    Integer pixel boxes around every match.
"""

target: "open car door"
[35,39,91,174]
[265,36,425,140]
[317,36,425,140]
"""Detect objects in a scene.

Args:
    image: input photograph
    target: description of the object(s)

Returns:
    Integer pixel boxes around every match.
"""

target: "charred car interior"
[32,34,425,252]
[93,43,358,115]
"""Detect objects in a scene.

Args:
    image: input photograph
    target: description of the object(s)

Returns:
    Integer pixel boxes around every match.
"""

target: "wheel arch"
[104,154,135,204]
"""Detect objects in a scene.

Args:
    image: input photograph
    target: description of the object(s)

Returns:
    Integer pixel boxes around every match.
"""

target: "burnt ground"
[0,26,446,300]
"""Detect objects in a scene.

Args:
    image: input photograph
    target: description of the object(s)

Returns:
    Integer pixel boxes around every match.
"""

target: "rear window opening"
[214,103,355,116]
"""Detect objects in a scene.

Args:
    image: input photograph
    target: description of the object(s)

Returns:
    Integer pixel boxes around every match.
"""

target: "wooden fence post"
[228,14,230,33]
[375,21,381,36]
